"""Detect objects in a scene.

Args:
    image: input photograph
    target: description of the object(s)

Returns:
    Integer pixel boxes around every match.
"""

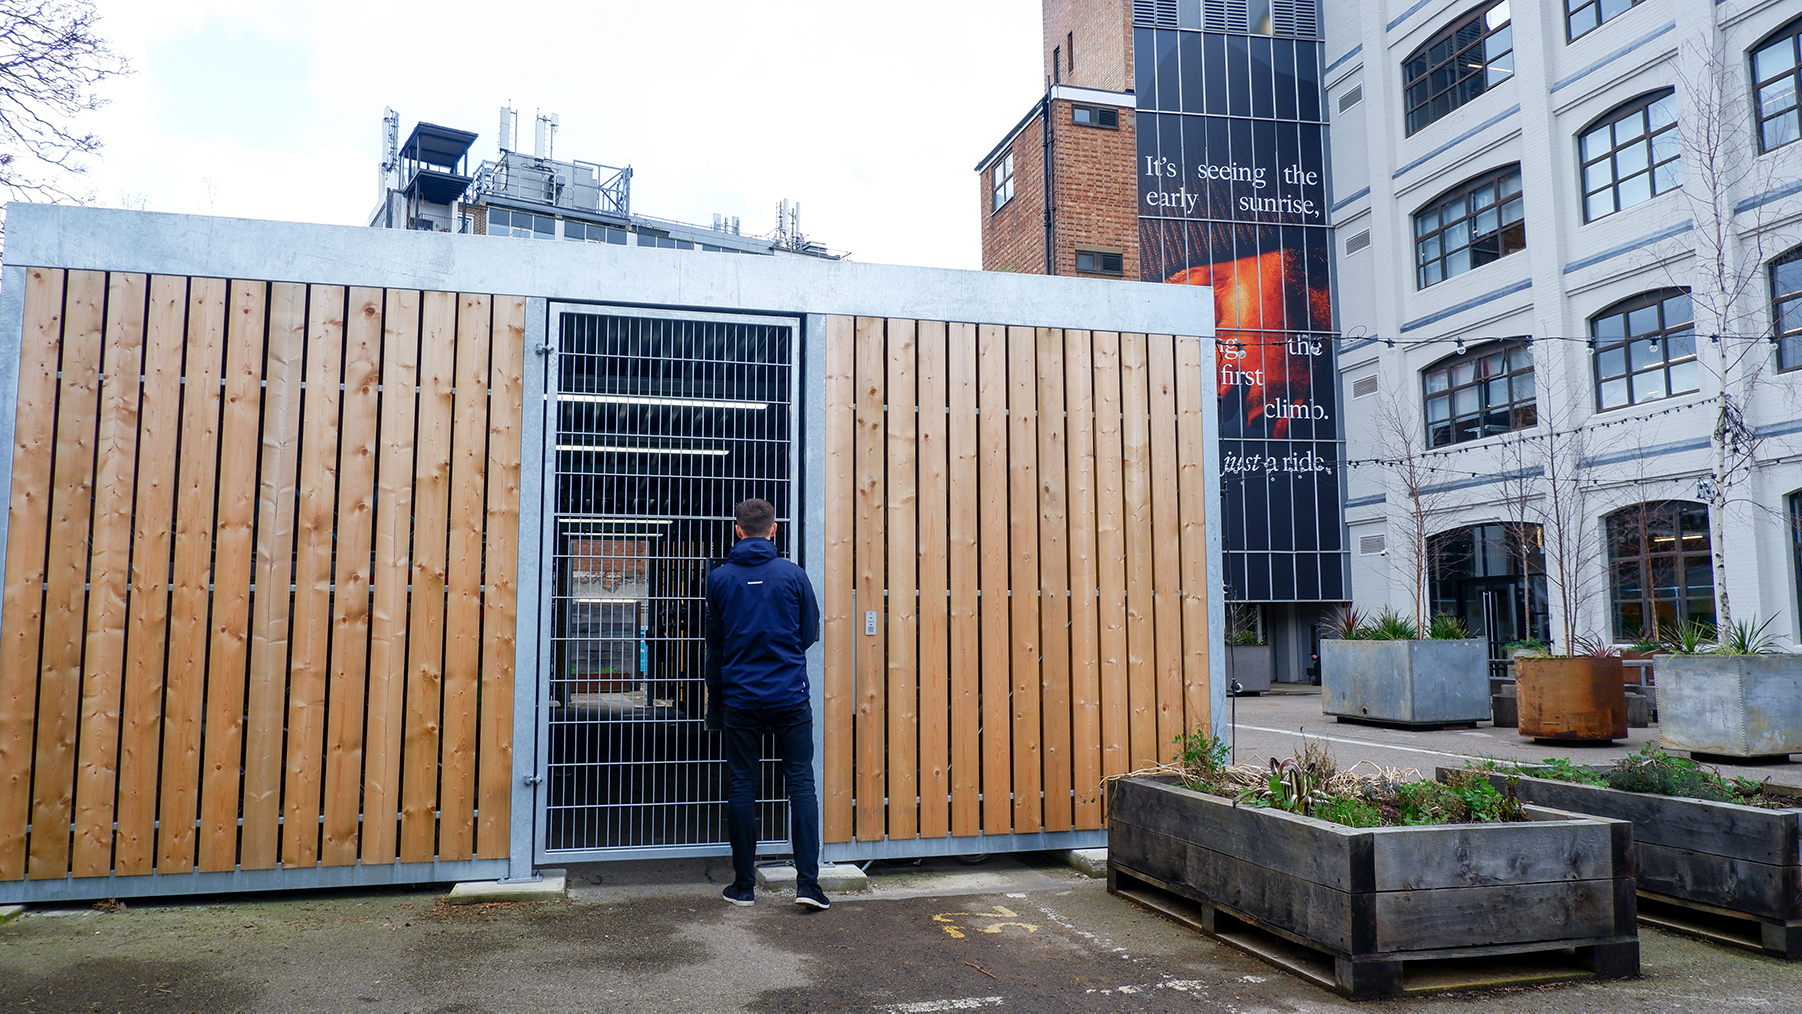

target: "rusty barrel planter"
[1106,775,1639,998]
[1516,656,1627,742]
[1463,768,1802,959]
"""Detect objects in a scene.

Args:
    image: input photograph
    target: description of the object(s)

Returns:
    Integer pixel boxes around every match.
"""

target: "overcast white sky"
[75,0,1044,269]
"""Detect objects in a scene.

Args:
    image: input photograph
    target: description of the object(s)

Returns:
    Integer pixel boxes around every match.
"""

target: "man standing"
[707,498,826,910]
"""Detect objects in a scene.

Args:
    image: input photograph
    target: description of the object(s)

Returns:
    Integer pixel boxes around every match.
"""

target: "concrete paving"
[1224,685,1802,789]
[2,692,1798,1012]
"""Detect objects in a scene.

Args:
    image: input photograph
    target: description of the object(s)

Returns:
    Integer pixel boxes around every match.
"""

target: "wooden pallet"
[1639,892,1802,960]
[1112,865,1629,997]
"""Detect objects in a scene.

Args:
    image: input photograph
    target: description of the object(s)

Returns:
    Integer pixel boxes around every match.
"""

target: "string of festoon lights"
[1211,331,1790,351]
[1216,394,1730,487]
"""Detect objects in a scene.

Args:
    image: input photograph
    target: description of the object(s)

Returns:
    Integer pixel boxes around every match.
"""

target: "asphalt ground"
[3,689,1800,1013]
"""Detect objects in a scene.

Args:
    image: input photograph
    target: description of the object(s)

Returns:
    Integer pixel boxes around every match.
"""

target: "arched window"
[1566,0,1644,42]
[1590,289,1697,410]
[1403,1,1514,135]
[1753,16,1802,152]
[1413,165,1526,288]
[1773,245,1802,372]
[1606,501,1714,639]
[1422,340,1536,446]
[1578,90,1680,221]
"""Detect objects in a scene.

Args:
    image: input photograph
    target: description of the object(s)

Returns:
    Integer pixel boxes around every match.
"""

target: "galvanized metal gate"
[536,305,799,861]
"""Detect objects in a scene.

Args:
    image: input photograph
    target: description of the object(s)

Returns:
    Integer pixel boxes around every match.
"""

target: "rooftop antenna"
[534,111,559,159]
[379,107,400,196]
[498,106,516,153]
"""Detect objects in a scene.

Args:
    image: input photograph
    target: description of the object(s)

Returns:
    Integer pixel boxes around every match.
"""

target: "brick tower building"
[977,1,1139,279]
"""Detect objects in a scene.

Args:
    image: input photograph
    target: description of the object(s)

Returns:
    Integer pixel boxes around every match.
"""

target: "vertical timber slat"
[284,284,346,867]
[29,269,104,879]
[199,280,269,873]
[159,277,228,873]
[885,318,918,841]
[1119,333,1157,771]
[914,320,950,840]
[852,316,887,840]
[364,289,420,864]
[0,268,63,879]
[1063,330,1103,826]
[440,293,492,860]
[71,273,146,876]
[322,288,383,865]
[976,323,1010,834]
[115,276,186,875]
[1091,332,1130,781]
[242,282,306,869]
[1147,335,1184,762]
[945,322,980,838]
[1035,327,1072,833]
[1006,326,1042,832]
[476,295,524,858]
[401,290,458,863]
[821,315,856,843]
[1174,337,1213,740]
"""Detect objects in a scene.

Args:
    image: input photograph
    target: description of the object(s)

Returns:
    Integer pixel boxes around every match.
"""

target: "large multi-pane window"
[1566,0,1643,41]
[1776,247,1802,372]
[1414,166,1526,288]
[1753,17,1802,152]
[1422,341,1536,446]
[1580,90,1681,221]
[1606,501,1714,639]
[1591,289,1698,410]
[488,208,555,239]
[992,151,1015,212]
[1403,1,1514,135]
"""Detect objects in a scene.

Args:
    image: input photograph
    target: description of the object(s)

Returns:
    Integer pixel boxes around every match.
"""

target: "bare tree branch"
[0,0,129,206]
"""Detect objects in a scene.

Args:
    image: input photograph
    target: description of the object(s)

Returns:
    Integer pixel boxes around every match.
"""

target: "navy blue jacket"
[706,537,821,710]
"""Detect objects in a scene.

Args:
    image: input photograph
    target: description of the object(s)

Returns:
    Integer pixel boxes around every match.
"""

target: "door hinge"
[534,343,556,355]
[522,774,544,786]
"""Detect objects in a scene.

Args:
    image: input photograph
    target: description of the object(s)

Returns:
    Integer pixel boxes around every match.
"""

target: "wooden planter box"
[1319,638,1489,727]
[1227,644,1273,694]
[1462,768,1802,959]
[1656,654,1802,760]
[1516,656,1627,742]
[1107,776,1638,997]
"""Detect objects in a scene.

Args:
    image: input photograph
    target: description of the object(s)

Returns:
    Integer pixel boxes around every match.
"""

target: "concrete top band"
[5,204,1215,337]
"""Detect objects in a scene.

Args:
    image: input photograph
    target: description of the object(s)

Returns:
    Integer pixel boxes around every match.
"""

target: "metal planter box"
[1107,776,1639,997]
[1464,769,1802,959]
[1657,655,1802,760]
[1320,639,1489,726]
[1227,644,1273,694]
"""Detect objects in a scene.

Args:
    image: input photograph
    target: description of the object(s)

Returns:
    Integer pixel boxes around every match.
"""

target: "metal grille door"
[542,307,796,860]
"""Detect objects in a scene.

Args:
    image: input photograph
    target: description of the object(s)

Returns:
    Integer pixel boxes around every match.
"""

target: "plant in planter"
[1225,603,1273,694]
[1656,615,1802,761]
[1514,635,1628,742]
[1458,746,1802,959]
[1107,733,1639,997]
[1319,607,1489,728]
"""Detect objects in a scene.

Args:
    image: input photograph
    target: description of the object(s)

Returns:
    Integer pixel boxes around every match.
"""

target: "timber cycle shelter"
[0,205,1222,903]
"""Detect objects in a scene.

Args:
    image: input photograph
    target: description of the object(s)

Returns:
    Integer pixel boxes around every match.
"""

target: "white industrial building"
[1324,0,1802,652]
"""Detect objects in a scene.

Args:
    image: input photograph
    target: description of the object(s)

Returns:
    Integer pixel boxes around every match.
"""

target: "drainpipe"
[1042,90,1055,276]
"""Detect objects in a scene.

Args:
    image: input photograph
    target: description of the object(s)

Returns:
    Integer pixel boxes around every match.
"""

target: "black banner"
[1135,26,1347,602]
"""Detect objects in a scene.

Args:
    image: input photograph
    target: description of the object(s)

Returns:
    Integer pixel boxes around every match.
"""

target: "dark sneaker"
[795,885,830,910]
[722,884,755,907]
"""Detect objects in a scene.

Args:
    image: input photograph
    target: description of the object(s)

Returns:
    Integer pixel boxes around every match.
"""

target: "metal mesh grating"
[543,310,796,857]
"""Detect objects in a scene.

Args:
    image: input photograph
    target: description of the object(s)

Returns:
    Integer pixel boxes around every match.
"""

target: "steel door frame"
[531,301,804,864]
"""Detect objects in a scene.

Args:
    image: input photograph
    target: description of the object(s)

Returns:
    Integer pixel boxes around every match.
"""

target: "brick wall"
[1043,0,1132,92]
[1049,99,1140,280]
[979,108,1046,274]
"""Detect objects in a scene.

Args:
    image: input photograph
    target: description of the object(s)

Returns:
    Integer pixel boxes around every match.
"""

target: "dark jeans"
[723,702,820,891]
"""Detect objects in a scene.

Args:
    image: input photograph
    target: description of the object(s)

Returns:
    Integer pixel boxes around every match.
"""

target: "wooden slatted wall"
[0,269,524,884]
[821,316,1213,844]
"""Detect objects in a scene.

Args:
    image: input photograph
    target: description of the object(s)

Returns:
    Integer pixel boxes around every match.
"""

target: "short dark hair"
[735,498,776,537]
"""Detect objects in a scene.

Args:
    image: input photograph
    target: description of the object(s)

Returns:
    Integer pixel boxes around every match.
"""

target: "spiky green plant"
[1426,613,1470,639]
